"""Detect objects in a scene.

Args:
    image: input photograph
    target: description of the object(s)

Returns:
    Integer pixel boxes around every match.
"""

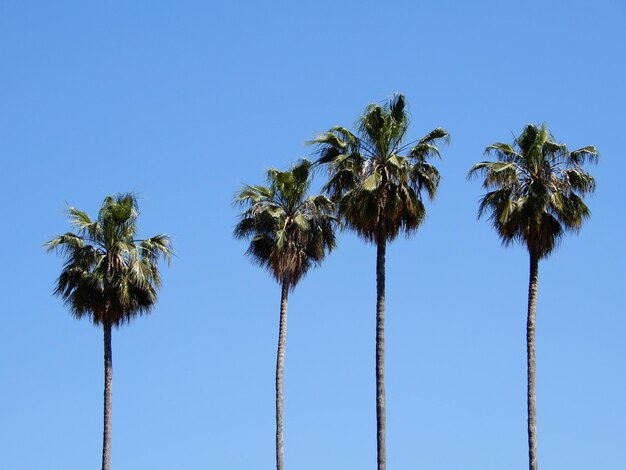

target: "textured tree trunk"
[376,235,387,470]
[275,281,289,470]
[102,323,113,470]
[526,253,539,470]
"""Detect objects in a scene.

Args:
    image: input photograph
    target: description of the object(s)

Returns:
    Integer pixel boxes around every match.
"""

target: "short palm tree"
[468,124,598,470]
[46,193,172,470]
[309,94,449,470]
[234,159,336,470]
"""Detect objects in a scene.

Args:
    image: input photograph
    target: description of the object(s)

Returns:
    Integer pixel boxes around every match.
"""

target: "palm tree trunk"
[276,281,289,470]
[102,322,113,470]
[526,253,539,470]
[376,235,387,470]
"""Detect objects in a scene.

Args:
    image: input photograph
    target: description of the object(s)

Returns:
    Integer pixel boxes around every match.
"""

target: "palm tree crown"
[46,193,172,325]
[234,159,336,288]
[468,123,598,258]
[309,93,449,242]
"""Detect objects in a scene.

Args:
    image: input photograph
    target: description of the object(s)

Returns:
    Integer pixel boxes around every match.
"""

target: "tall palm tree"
[234,159,336,470]
[468,124,598,470]
[309,94,449,470]
[46,193,172,470]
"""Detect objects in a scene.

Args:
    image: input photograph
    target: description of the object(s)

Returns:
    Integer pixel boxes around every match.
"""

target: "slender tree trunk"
[102,323,113,470]
[376,234,387,470]
[526,253,539,470]
[276,281,289,470]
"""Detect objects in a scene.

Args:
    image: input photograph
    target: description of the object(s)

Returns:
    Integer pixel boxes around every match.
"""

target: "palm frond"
[67,208,94,232]
[565,168,596,195]
[410,163,441,200]
[140,234,173,265]
[45,232,85,253]
[569,146,599,165]
[416,127,450,147]
[307,131,348,151]
[485,143,522,162]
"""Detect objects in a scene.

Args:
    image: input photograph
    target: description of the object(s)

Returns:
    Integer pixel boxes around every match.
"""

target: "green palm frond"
[308,132,348,152]
[564,168,596,195]
[411,128,450,159]
[45,232,86,253]
[485,143,523,163]
[410,162,441,200]
[140,235,173,266]
[68,208,95,232]
[569,146,599,165]
[468,161,520,190]
[409,143,441,161]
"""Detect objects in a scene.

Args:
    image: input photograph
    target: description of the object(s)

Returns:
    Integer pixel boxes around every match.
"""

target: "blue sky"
[1,1,625,468]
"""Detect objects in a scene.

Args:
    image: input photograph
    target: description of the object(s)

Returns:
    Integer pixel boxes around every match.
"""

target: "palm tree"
[46,193,172,470]
[309,94,449,470]
[468,124,598,470]
[234,159,336,470]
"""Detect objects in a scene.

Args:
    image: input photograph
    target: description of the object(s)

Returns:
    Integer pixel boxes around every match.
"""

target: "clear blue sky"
[1,1,625,469]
